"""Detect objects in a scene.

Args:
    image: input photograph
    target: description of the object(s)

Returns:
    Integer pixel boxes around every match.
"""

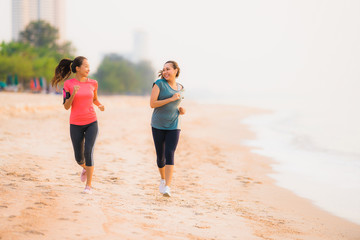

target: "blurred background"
[0,0,359,225]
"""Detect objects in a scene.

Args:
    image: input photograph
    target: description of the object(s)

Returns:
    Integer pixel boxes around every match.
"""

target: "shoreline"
[0,92,359,239]
[241,107,360,226]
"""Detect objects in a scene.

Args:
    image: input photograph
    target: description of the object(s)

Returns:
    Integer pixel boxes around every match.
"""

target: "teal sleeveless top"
[151,79,183,130]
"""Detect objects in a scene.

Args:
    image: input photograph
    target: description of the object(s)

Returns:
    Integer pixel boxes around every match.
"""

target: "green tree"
[94,54,155,94]
[19,20,58,48]
[33,57,58,82]
[0,55,35,83]
[0,42,35,84]
[0,55,14,81]
[136,60,156,93]
[0,19,76,88]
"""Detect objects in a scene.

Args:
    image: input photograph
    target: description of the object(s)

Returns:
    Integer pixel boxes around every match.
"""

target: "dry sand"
[0,92,359,240]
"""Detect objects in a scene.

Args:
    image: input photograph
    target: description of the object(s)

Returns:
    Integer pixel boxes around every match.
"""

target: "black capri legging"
[152,127,180,168]
[70,121,98,167]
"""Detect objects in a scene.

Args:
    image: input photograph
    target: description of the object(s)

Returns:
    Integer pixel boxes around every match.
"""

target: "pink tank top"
[63,78,98,125]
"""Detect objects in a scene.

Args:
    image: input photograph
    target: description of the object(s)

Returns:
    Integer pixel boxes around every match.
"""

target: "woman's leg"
[159,167,165,180]
[165,165,174,186]
[152,127,166,178]
[152,127,168,193]
[85,166,94,187]
[70,124,85,166]
[83,121,98,187]
[164,130,180,187]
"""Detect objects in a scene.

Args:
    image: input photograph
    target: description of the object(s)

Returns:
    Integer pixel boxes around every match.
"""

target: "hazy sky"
[1,0,360,99]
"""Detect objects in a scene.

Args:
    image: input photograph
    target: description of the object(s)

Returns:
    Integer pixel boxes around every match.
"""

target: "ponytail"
[158,60,180,79]
[51,59,73,88]
[51,56,87,88]
[158,69,164,79]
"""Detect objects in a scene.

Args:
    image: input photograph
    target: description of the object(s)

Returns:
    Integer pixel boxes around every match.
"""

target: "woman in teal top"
[150,60,185,197]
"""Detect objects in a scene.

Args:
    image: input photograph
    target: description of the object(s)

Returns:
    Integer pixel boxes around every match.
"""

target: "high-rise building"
[131,30,148,63]
[12,0,66,42]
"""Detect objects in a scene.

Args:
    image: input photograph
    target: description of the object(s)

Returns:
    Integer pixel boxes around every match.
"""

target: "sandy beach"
[0,92,359,240]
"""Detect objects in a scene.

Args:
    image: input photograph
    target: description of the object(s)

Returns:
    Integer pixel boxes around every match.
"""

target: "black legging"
[152,127,180,168]
[70,121,98,167]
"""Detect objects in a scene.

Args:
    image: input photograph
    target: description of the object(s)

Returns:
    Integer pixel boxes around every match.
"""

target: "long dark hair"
[158,60,181,79]
[51,56,87,87]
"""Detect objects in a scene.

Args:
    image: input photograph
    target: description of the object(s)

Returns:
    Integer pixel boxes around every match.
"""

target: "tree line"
[95,54,154,94]
[0,20,75,88]
[0,20,155,94]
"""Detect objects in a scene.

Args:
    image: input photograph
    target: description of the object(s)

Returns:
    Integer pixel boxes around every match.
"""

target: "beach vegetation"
[94,54,155,95]
[0,20,75,89]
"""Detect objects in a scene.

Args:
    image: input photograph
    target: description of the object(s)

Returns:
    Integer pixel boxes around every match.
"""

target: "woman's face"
[162,63,177,81]
[76,59,90,77]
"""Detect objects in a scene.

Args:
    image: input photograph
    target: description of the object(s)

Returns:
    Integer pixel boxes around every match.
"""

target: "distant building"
[131,30,148,63]
[12,0,66,42]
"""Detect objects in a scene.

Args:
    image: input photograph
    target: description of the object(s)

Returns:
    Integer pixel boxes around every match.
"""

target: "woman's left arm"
[93,90,105,111]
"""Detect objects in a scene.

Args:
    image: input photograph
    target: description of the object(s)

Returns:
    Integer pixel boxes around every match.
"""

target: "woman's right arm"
[150,84,180,108]
[63,85,79,110]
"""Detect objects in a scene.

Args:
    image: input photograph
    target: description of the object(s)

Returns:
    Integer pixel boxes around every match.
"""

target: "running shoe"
[83,185,92,194]
[81,168,87,182]
[159,179,166,194]
[163,186,171,197]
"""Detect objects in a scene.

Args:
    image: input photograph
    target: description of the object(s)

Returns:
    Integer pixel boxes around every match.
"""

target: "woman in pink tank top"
[51,56,105,194]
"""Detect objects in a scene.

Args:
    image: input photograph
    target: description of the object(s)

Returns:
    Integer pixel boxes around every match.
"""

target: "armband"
[63,89,70,104]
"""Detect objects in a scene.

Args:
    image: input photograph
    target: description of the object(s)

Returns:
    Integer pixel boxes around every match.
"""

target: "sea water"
[190,92,360,225]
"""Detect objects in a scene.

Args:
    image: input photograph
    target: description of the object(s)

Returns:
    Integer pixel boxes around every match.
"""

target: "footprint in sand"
[181,204,193,208]
[34,202,48,206]
[22,177,38,181]
[152,208,165,212]
[24,230,44,235]
[4,183,17,187]
[194,224,211,229]
[6,172,17,176]
[44,191,59,197]
[109,177,120,182]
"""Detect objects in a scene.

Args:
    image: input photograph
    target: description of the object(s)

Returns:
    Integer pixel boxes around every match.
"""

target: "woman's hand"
[98,105,105,111]
[150,85,181,108]
[64,86,79,110]
[171,93,181,102]
[73,85,80,95]
[179,107,186,115]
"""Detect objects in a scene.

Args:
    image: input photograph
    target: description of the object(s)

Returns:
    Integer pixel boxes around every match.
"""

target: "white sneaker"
[83,185,92,194]
[163,186,171,197]
[159,179,166,194]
